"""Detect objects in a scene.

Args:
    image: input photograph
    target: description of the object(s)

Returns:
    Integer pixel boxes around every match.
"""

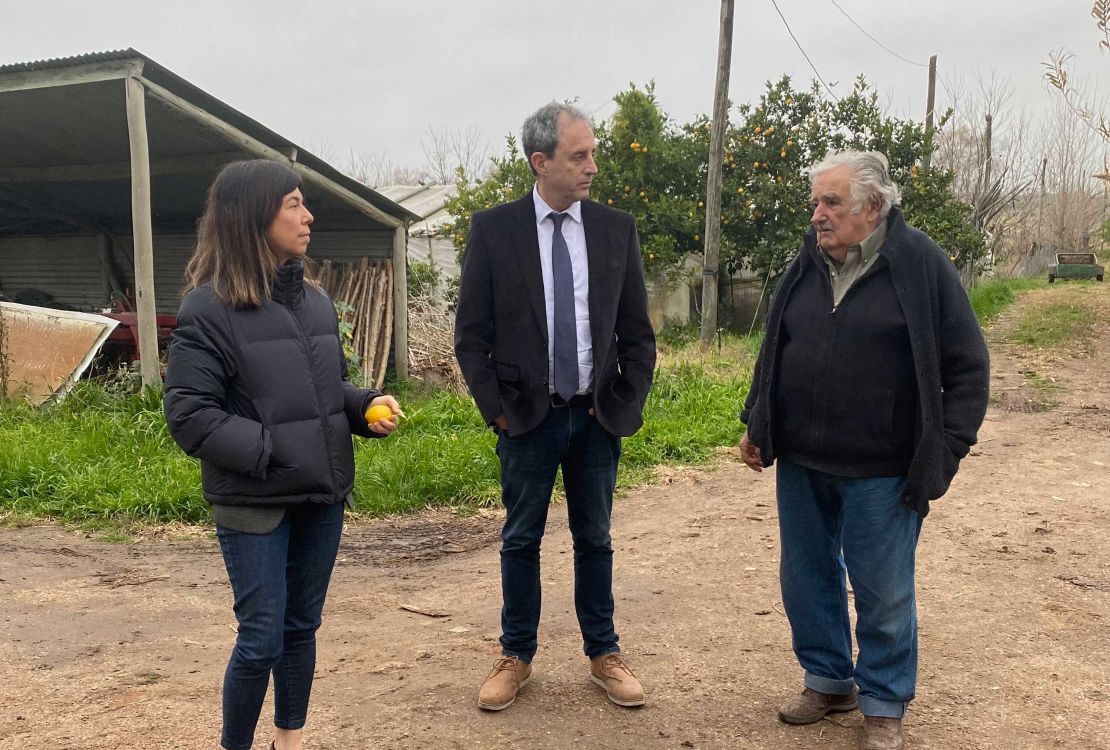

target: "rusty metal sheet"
[0,302,119,405]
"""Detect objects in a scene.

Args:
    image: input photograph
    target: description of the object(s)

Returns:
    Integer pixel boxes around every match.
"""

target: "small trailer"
[1047,253,1104,283]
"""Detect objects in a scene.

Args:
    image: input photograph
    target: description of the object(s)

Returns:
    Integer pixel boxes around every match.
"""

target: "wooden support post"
[98,233,112,306]
[923,54,937,171]
[699,0,734,346]
[392,225,409,381]
[124,76,161,389]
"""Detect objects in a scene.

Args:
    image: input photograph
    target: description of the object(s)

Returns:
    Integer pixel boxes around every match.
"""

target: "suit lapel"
[509,193,549,345]
[582,200,610,352]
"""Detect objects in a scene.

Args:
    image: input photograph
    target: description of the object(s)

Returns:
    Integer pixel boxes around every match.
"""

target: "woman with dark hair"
[164,159,400,750]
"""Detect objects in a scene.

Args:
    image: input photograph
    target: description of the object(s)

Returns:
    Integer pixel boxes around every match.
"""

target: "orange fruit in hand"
[365,404,394,424]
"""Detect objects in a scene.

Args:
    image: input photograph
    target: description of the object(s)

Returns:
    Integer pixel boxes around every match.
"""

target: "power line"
[829,0,930,68]
[768,0,840,102]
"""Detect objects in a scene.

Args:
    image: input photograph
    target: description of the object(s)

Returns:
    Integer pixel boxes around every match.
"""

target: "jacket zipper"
[280,300,339,495]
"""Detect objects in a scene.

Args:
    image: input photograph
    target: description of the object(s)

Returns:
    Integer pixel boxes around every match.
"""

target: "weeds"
[969,277,1043,325]
[1011,301,1095,349]
[0,337,760,528]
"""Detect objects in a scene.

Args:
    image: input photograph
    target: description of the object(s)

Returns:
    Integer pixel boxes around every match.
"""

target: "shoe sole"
[590,675,646,707]
[477,674,531,711]
[777,698,858,725]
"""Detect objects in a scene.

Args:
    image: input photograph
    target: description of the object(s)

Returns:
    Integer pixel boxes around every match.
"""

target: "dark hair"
[521,102,590,175]
[184,159,304,308]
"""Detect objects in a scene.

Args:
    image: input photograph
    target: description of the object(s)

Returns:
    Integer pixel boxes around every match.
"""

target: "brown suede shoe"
[477,656,532,711]
[861,716,903,750]
[589,653,646,707]
[777,686,859,724]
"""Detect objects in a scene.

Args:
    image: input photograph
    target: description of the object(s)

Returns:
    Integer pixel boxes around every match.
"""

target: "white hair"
[807,150,902,218]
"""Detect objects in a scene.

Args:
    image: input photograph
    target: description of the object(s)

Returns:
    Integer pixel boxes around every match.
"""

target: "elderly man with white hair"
[738,151,990,749]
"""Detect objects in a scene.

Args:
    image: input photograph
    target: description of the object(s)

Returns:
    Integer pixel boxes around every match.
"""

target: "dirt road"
[2,282,1107,750]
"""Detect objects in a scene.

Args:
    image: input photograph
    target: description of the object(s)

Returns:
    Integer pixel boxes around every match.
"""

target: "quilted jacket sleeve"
[163,289,272,478]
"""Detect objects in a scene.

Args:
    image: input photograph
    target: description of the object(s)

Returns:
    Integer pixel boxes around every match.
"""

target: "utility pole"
[977,113,993,231]
[699,0,734,346]
[922,54,937,171]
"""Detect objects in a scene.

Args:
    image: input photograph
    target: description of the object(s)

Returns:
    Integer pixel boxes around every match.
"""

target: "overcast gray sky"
[4,1,1107,173]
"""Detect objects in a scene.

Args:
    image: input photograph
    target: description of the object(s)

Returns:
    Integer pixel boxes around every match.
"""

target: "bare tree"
[421,126,492,184]
[934,71,1034,274]
[343,148,429,188]
[1037,90,1105,253]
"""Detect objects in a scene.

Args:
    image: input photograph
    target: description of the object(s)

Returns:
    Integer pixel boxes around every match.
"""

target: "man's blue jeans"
[496,402,622,662]
[215,501,344,750]
[776,457,924,719]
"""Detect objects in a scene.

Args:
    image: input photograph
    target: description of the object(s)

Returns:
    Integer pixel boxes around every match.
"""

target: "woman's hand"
[367,395,404,436]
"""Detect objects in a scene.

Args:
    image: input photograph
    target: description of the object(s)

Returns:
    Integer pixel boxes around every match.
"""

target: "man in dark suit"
[454,102,656,712]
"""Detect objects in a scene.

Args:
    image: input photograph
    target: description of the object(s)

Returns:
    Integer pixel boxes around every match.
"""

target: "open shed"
[0,49,417,386]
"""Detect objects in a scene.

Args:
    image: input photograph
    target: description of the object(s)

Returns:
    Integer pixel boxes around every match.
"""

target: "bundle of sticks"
[317,258,393,388]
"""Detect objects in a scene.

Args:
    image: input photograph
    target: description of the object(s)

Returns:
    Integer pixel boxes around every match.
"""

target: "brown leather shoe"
[778,686,859,724]
[861,716,903,750]
[477,656,532,711]
[589,653,646,707]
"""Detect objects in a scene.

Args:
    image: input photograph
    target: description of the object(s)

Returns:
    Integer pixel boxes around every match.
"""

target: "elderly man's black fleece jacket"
[741,208,990,516]
[164,260,381,507]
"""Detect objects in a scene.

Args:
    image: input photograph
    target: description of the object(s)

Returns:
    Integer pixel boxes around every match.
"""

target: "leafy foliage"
[444,77,987,295]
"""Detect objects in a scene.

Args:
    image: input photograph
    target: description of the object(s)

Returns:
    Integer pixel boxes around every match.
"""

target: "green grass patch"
[0,383,207,527]
[1021,369,1062,396]
[968,277,1043,325]
[1010,301,1095,349]
[0,336,760,527]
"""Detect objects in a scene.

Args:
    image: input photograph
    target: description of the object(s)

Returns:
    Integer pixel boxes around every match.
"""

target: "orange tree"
[444,78,985,297]
[591,83,703,279]
[720,76,984,279]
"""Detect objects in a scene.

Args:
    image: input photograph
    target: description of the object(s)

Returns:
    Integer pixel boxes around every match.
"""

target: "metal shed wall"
[0,235,105,310]
[0,230,396,314]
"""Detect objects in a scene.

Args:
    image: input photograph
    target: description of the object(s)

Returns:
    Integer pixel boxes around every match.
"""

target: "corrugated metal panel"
[0,230,395,315]
[308,231,394,264]
[406,235,460,277]
[377,184,456,236]
[0,49,136,75]
[0,234,106,310]
[1,48,417,225]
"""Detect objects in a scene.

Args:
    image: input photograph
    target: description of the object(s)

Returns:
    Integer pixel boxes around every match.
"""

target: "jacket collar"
[272,258,305,307]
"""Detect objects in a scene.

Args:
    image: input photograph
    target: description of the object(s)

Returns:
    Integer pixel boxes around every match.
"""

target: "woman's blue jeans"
[776,457,924,718]
[215,501,344,750]
[495,402,622,662]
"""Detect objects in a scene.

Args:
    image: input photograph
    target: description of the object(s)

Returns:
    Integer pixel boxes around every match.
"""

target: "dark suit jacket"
[454,193,656,437]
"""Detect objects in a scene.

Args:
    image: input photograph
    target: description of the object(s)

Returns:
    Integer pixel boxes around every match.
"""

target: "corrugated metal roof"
[0,48,419,224]
[0,48,137,75]
[377,184,456,236]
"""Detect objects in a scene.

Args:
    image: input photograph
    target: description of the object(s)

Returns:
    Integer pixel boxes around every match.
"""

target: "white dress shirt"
[533,186,593,395]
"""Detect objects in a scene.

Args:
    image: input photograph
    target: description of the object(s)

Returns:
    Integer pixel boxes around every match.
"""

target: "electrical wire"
[768,0,841,102]
[829,0,930,67]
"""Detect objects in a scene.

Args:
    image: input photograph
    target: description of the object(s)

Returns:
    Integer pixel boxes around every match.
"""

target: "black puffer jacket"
[164,260,381,507]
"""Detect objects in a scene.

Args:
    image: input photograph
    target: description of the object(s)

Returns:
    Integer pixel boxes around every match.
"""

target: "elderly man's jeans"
[215,501,344,750]
[496,402,622,662]
[776,457,923,719]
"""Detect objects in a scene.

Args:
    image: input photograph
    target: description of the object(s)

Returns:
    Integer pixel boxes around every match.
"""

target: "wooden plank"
[125,76,161,389]
[392,225,409,380]
[376,259,394,388]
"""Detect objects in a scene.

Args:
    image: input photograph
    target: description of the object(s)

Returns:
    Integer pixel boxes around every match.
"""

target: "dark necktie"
[549,212,579,401]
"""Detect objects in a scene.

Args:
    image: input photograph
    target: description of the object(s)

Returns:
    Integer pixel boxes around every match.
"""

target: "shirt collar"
[817,219,887,266]
[859,219,887,262]
[533,185,582,226]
